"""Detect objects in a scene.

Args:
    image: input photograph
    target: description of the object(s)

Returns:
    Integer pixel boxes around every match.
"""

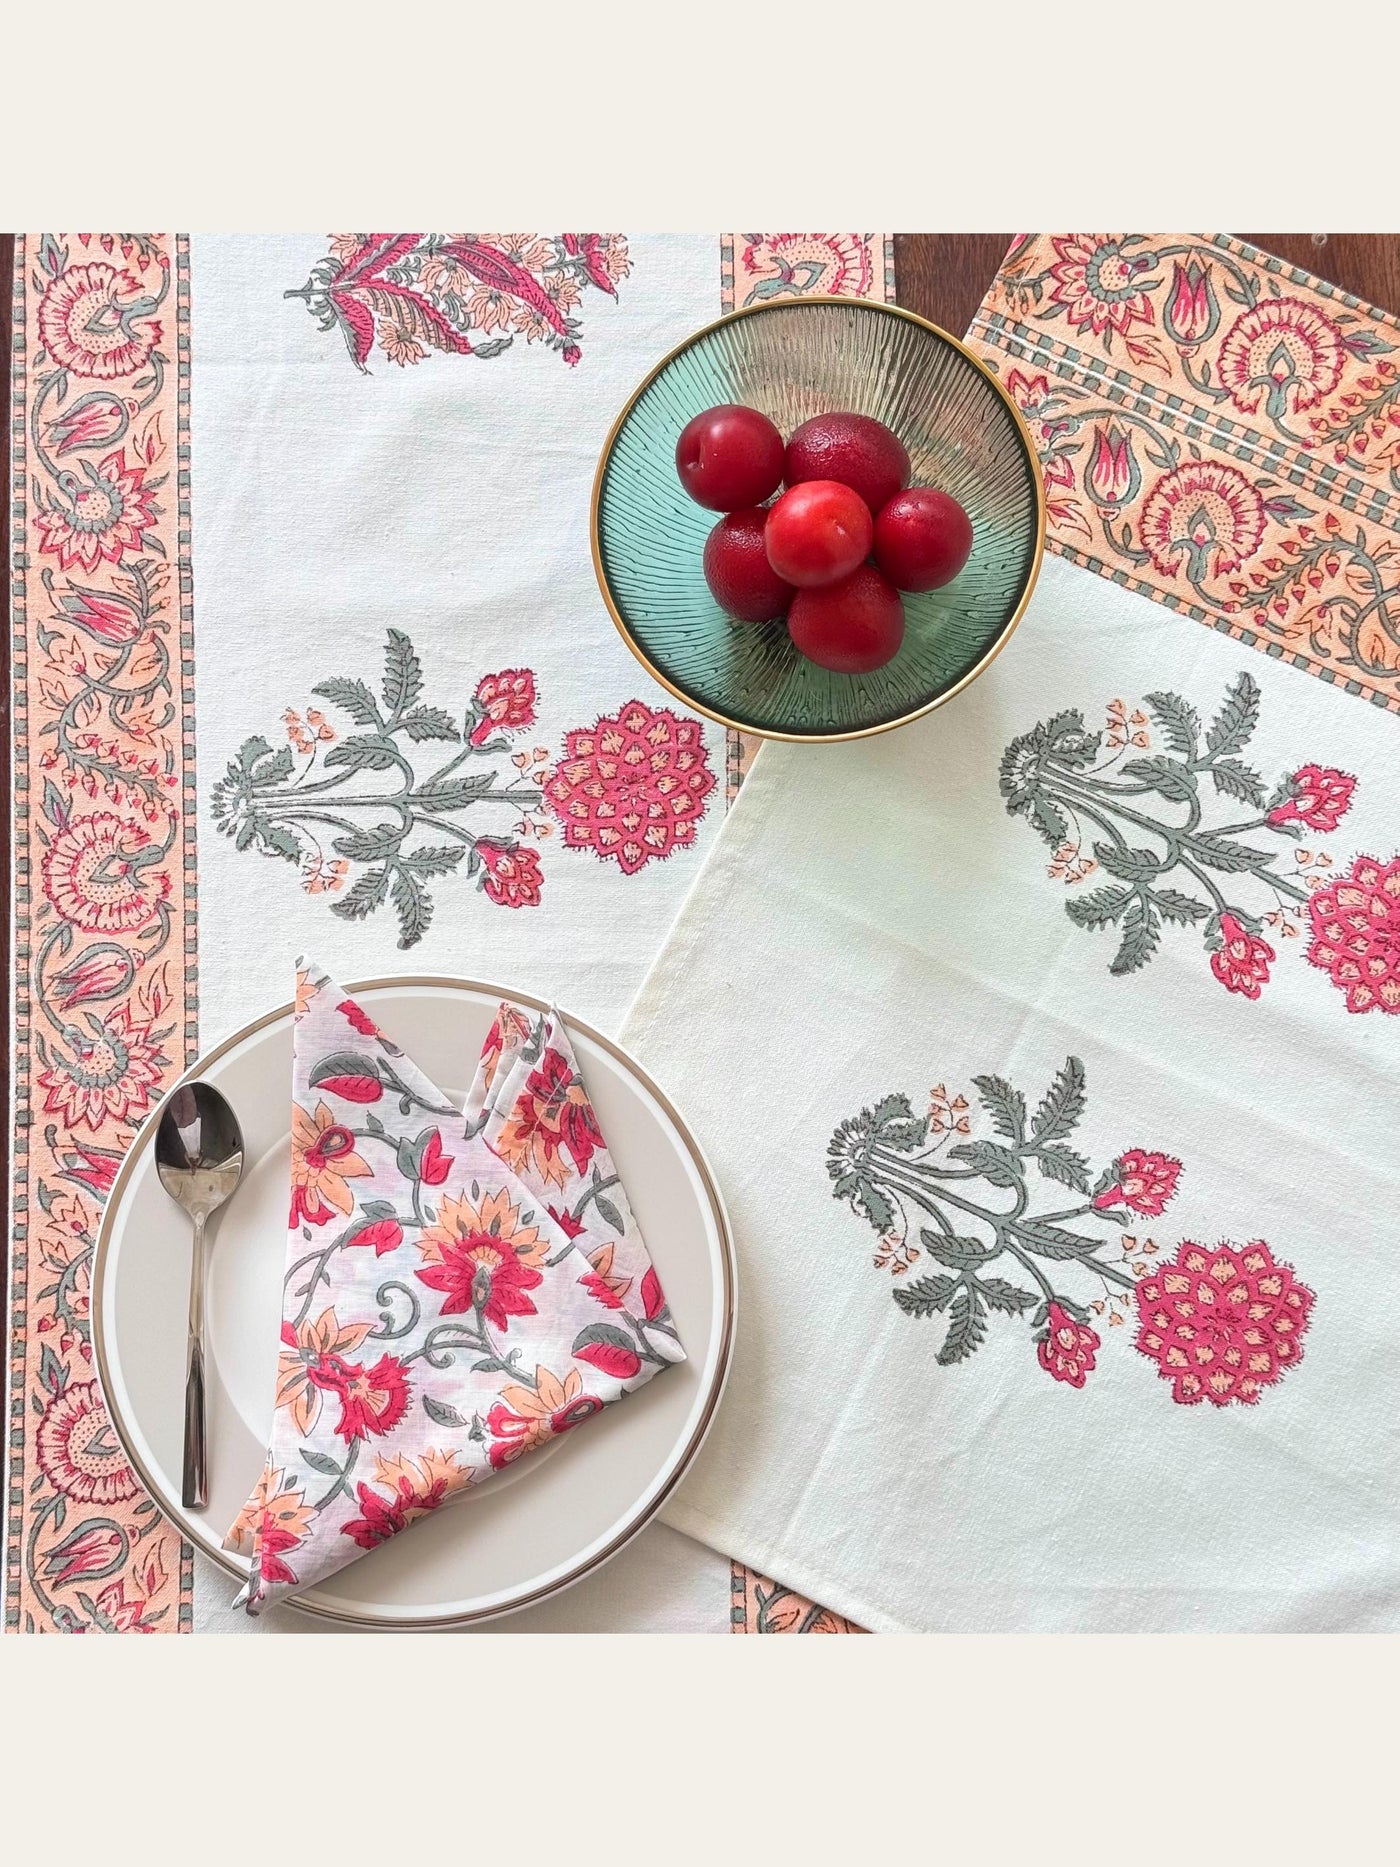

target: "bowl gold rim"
[589,294,1047,746]
[90,975,737,1631]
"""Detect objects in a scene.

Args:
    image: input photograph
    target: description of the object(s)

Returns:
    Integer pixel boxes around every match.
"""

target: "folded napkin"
[224,960,683,1613]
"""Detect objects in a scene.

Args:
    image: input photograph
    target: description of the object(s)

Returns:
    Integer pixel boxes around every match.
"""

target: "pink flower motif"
[50,946,135,1010]
[1045,235,1155,340]
[38,262,160,381]
[1305,852,1400,1015]
[35,1380,139,1504]
[476,839,544,908]
[470,669,537,747]
[1218,298,1344,419]
[1210,913,1275,1000]
[739,234,873,301]
[1135,1239,1314,1406]
[337,999,380,1037]
[46,392,128,455]
[1092,1149,1182,1217]
[33,448,159,573]
[1163,260,1218,346]
[1139,461,1266,582]
[1037,1304,1100,1389]
[1086,423,1138,507]
[42,812,167,934]
[38,1002,167,1132]
[545,701,716,876]
[1268,764,1356,833]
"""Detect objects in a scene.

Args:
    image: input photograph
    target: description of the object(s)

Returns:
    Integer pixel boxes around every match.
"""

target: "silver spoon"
[156,1083,245,1509]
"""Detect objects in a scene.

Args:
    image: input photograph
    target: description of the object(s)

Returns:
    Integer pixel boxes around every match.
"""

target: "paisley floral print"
[227,966,682,1612]
[972,236,1400,713]
[288,234,630,373]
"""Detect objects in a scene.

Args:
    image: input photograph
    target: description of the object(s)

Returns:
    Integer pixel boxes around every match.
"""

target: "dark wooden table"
[4,230,1398,1249]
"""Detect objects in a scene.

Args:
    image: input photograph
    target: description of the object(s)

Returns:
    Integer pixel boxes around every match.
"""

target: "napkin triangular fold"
[224,959,683,1613]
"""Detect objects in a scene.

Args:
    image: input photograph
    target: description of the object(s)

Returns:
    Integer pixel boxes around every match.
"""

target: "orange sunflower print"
[275,1306,374,1436]
[290,1099,372,1229]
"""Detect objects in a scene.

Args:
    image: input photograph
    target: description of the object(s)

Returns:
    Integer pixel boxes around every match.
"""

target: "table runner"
[623,236,1400,1632]
[7,231,890,1633]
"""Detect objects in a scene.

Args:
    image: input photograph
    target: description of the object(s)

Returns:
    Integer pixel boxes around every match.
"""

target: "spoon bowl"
[156,1083,245,1508]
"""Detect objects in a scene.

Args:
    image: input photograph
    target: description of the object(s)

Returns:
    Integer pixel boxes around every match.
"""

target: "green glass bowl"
[591,297,1046,742]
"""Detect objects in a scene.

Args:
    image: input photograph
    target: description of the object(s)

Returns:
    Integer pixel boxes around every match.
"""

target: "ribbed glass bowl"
[592,298,1045,741]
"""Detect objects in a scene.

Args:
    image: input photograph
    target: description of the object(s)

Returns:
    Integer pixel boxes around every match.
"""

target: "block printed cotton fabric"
[225,963,683,1612]
[9,231,887,1633]
[623,237,1400,1634]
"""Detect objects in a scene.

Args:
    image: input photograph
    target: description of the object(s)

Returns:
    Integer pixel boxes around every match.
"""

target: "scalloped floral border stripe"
[968,235,1400,715]
[729,1560,866,1634]
[7,235,195,1633]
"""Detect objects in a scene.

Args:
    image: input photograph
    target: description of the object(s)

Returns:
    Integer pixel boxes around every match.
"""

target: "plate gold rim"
[91,975,737,1631]
[589,293,1047,745]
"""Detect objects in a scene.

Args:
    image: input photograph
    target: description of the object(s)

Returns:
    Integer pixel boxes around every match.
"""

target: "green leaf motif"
[323,733,403,774]
[1065,885,1131,929]
[1014,1217,1095,1261]
[1035,1142,1091,1192]
[1110,896,1161,975]
[382,627,424,717]
[1210,758,1266,807]
[414,772,500,813]
[399,706,460,743]
[423,1395,467,1427]
[300,1448,343,1476]
[1189,831,1276,875]
[919,1230,993,1269]
[972,1074,1026,1144]
[333,865,390,921]
[1029,796,1069,849]
[947,1138,1023,1188]
[1032,1057,1085,1144]
[333,822,407,862]
[308,1048,380,1089]
[1205,670,1260,759]
[1095,842,1165,884]
[312,676,383,727]
[391,868,431,948]
[1143,690,1200,758]
[892,1273,957,1318]
[1151,888,1209,925]
[976,1277,1038,1315]
[1120,755,1197,803]
[593,1194,624,1233]
[937,1286,988,1366]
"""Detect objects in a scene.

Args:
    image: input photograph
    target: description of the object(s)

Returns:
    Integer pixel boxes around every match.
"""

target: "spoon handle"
[182,1208,208,1509]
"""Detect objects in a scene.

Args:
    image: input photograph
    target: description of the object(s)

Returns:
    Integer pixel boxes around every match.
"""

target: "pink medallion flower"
[38,262,160,381]
[1045,235,1155,340]
[545,700,716,875]
[42,812,167,935]
[477,839,544,908]
[1092,1149,1182,1217]
[33,448,159,573]
[35,1380,139,1504]
[1139,461,1265,582]
[470,669,537,746]
[1037,1304,1100,1389]
[1218,297,1344,419]
[1305,852,1400,1015]
[1210,913,1275,1000]
[1135,1239,1314,1406]
[1268,764,1356,833]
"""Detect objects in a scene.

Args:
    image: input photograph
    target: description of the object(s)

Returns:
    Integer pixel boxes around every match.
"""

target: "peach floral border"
[7,235,195,1632]
[968,235,1400,715]
[729,1560,865,1634]
[719,235,895,803]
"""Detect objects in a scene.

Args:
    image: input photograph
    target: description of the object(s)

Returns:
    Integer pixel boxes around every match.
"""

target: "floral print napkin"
[224,959,682,1613]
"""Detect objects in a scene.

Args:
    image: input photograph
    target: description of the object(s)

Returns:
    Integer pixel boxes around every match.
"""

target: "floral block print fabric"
[622,544,1400,1634]
[8,235,195,1633]
[968,236,1400,716]
[225,961,682,1613]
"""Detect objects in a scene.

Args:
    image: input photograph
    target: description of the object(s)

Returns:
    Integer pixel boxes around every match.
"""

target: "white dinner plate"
[92,976,735,1628]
